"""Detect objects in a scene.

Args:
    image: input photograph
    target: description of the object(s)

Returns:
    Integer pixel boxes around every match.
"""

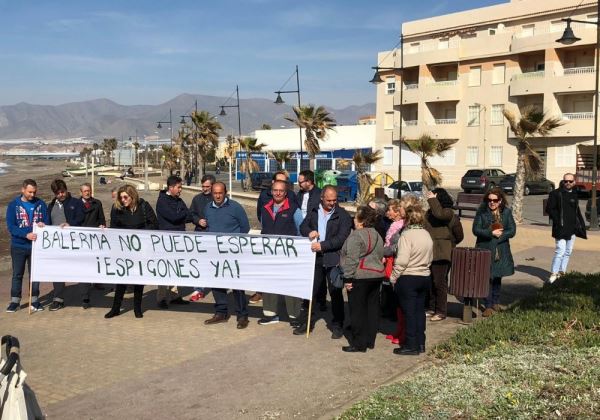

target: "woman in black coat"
[105,184,158,319]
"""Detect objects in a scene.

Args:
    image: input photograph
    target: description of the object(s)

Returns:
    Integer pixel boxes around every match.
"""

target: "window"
[491,104,505,125]
[550,20,564,33]
[386,77,396,95]
[468,66,481,86]
[383,147,394,166]
[492,64,505,84]
[488,28,496,35]
[536,62,545,72]
[588,13,598,22]
[490,146,503,167]
[384,112,394,130]
[468,105,481,126]
[522,24,535,37]
[466,146,479,166]
[555,144,576,167]
[438,38,449,49]
[315,159,332,171]
[409,42,420,54]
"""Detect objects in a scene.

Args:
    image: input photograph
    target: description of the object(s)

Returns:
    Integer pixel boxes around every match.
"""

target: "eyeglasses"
[119,194,130,200]
[488,199,501,203]
[563,180,575,184]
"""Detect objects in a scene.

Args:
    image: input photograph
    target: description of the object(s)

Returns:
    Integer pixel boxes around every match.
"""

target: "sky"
[0,0,504,108]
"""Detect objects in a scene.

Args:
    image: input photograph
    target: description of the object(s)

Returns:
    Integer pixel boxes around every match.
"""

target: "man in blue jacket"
[47,179,85,311]
[6,179,49,313]
[201,182,251,329]
[155,175,193,309]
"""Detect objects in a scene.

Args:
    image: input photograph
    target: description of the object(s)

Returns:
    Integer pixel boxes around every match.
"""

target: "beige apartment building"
[374,0,598,187]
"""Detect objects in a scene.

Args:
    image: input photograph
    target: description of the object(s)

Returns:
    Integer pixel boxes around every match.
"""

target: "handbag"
[328,266,344,289]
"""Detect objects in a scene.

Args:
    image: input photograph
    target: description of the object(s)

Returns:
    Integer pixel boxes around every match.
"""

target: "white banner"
[31,226,316,300]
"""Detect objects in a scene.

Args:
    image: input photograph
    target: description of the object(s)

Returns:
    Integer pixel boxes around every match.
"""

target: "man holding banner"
[201,182,251,329]
[258,180,304,327]
[6,179,49,313]
[155,175,193,309]
[47,179,85,311]
[295,186,353,338]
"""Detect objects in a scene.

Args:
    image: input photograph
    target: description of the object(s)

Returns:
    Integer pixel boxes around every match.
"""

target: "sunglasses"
[488,199,501,203]
[563,180,575,184]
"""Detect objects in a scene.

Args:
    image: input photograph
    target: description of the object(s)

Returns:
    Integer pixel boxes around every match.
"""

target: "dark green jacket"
[472,204,516,279]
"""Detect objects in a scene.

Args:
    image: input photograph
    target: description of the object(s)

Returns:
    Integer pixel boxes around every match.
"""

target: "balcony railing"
[427,80,458,87]
[434,119,457,125]
[403,120,418,126]
[512,71,545,81]
[404,83,419,90]
[562,112,594,120]
[563,67,595,75]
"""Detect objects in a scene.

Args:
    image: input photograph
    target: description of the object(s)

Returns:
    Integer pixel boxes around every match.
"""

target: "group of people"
[5,169,584,354]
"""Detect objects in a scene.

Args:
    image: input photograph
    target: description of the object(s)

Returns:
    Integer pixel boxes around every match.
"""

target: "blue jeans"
[212,288,248,319]
[10,247,40,302]
[394,275,430,350]
[484,277,502,308]
[551,235,575,274]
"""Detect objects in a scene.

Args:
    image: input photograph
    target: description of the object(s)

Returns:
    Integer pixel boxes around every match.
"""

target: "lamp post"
[220,85,242,197]
[557,14,599,230]
[156,108,173,147]
[371,34,404,181]
[274,65,303,171]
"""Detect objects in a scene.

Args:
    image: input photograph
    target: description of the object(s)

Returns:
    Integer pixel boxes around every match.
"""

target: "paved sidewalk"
[2,216,599,419]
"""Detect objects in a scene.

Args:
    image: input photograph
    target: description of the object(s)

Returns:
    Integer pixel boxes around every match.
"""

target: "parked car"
[585,195,600,222]
[384,180,423,199]
[499,173,555,195]
[460,169,506,193]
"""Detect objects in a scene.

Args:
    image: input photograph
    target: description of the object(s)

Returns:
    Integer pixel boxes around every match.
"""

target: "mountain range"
[0,94,375,141]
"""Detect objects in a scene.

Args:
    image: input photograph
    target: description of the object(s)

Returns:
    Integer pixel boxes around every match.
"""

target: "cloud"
[46,18,87,32]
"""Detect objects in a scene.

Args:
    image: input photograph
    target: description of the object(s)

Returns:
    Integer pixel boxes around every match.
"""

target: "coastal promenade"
[1,161,599,419]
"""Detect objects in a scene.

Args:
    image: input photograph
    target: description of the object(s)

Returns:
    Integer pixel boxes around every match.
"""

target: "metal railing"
[512,71,545,80]
[403,120,418,126]
[404,83,419,90]
[562,112,594,120]
[434,118,457,125]
[427,80,458,87]
[563,66,595,75]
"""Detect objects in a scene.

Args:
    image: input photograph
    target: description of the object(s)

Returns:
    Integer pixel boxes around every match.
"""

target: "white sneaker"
[548,273,559,284]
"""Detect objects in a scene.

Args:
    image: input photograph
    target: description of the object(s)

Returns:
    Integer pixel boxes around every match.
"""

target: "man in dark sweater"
[296,170,321,220]
[546,172,587,283]
[155,175,193,309]
[47,179,85,311]
[79,182,107,308]
[188,174,216,301]
[202,182,251,329]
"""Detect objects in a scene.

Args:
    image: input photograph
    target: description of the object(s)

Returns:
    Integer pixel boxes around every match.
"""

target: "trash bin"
[336,171,357,202]
[449,247,492,323]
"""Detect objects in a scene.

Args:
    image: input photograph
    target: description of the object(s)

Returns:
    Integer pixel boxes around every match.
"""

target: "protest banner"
[31,226,316,300]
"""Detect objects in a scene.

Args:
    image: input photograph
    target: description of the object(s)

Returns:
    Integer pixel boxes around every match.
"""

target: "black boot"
[133,285,144,318]
[105,284,125,318]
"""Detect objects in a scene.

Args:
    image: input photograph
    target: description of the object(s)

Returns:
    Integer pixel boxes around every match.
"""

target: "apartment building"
[374,0,598,187]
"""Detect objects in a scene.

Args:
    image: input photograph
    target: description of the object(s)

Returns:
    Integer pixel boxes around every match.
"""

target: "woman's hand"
[426,191,436,199]
[389,277,397,285]
[344,283,353,291]
[492,228,503,238]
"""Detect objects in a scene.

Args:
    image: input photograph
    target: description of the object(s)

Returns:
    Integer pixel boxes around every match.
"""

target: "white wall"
[255,125,376,152]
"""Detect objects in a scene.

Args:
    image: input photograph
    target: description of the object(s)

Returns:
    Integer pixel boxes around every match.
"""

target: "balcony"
[424,120,460,139]
[510,71,546,96]
[403,43,459,68]
[552,67,596,93]
[511,23,597,54]
[421,80,461,102]
[460,32,512,60]
[396,84,419,105]
[549,115,593,137]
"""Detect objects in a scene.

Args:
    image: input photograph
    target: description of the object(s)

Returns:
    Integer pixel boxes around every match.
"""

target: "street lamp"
[156,108,173,147]
[371,34,404,181]
[557,14,599,230]
[274,65,304,170]
[219,85,243,197]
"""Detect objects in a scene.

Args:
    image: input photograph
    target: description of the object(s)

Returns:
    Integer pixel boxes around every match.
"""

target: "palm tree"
[161,145,179,175]
[353,149,383,205]
[503,106,564,223]
[132,141,140,168]
[269,151,293,170]
[285,105,336,156]
[80,147,93,175]
[191,110,222,180]
[238,137,266,191]
[102,137,118,165]
[174,127,192,177]
[402,135,458,194]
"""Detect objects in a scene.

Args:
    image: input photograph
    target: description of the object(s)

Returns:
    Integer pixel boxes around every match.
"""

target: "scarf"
[385,219,405,247]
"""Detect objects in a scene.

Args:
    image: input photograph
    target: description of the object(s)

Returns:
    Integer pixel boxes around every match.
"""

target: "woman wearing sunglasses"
[472,187,516,317]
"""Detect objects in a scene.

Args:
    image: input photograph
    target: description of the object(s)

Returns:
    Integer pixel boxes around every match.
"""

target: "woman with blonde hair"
[389,195,433,355]
[105,184,158,319]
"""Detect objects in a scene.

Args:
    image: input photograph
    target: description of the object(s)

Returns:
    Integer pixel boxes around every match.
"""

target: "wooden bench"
[454,193,484,217]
